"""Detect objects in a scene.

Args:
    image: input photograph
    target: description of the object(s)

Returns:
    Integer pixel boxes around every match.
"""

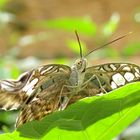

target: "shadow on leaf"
[17,82,140,139]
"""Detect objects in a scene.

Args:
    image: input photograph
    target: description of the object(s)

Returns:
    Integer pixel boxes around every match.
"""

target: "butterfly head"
[74,58,87,73]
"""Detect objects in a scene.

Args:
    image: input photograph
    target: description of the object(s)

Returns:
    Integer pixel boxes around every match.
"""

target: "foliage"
[102,13,120,37]
[35,17,97,35]
[122,41,140,57]
[66,39,87,56]
[0,82,140,139]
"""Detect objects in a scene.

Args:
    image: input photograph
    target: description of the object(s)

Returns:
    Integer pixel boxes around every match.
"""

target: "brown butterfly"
[0,31,139,127]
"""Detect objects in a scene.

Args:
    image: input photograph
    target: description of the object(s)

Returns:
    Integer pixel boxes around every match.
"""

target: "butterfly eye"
[76,60,82,69]
[78,61,81,65]
[78,62,81,65]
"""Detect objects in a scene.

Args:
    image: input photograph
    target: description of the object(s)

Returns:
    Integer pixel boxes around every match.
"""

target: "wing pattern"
[0,64,71,127]
[83,63,140,95]
[0,62,140,127]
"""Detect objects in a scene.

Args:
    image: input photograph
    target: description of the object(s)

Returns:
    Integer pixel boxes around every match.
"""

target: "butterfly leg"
[58,75,108,110]
[58,84,79,110]
[58,74,108,110]
[81,74,107,94]
[93,75,107,93]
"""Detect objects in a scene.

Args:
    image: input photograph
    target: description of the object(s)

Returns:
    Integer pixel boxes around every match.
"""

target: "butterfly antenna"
[85,32,132,57]
[75,30,83,58]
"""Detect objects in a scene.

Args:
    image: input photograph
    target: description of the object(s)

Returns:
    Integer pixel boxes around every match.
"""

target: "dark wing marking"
[16,97,59,127]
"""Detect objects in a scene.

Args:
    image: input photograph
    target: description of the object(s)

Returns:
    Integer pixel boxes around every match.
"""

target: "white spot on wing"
[120,64,127,66]
[110,64,117,70]
[31,97,38,102]
[96,92,104,96]
[0,81,14,91]
[26,88,35,96]
[122,67,131,71]
[111,81,117,89]
[112,73,126,86]
[134,67,140,73]
[41,66,53,74]
[124,72,134,82]
[135,72,140,78]
[99,67,105,71]
[23,78,38,95]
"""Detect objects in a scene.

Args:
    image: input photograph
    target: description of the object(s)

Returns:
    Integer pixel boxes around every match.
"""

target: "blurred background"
[0,0,140,139]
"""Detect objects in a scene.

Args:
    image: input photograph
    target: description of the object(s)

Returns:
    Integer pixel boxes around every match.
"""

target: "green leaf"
[0,0,9,8]
[54,58,69,65]
[121,41,140,56]
[0,59,20,79]
[67,39,87,55]
[105,47,120,58]
[35,17,97,35]
[0,131,31,140]
[0,82,140,140]
[102,13,120,36]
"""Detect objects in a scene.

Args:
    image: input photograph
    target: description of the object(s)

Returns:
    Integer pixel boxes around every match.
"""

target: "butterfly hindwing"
[16,97,59,127]
[0,71,33,110]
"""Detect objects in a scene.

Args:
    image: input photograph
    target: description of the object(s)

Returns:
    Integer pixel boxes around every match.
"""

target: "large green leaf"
[0,82,140,140]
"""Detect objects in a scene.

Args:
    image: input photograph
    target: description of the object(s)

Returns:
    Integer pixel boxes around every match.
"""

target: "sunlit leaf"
[67,39,87,56]
[105,47,119,58]
[0,131,30,140]
[54,58,69,65]
[0,0,9,8]
[35,17,97,35]
[102,13,120,36]
[0,59,20,79]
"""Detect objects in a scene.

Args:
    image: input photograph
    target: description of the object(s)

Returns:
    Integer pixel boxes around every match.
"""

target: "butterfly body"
[69,58,87,86]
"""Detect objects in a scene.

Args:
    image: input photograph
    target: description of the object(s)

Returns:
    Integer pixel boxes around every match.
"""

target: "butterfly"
[0,31,139,128]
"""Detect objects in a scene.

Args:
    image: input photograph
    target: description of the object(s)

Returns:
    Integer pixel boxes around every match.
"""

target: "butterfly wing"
[16,97,59,127]
[14,64,71,127]
[84,63,140,95]
[0,71,33,110]
[68,63,140,105]
[0,64,71,111]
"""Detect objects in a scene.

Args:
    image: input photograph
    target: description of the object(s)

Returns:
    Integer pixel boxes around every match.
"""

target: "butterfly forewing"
[0,64,71,110]
[29,64,71,101]
[68,63,140,105]
[14,64,71,127]
[84,63,140,95]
